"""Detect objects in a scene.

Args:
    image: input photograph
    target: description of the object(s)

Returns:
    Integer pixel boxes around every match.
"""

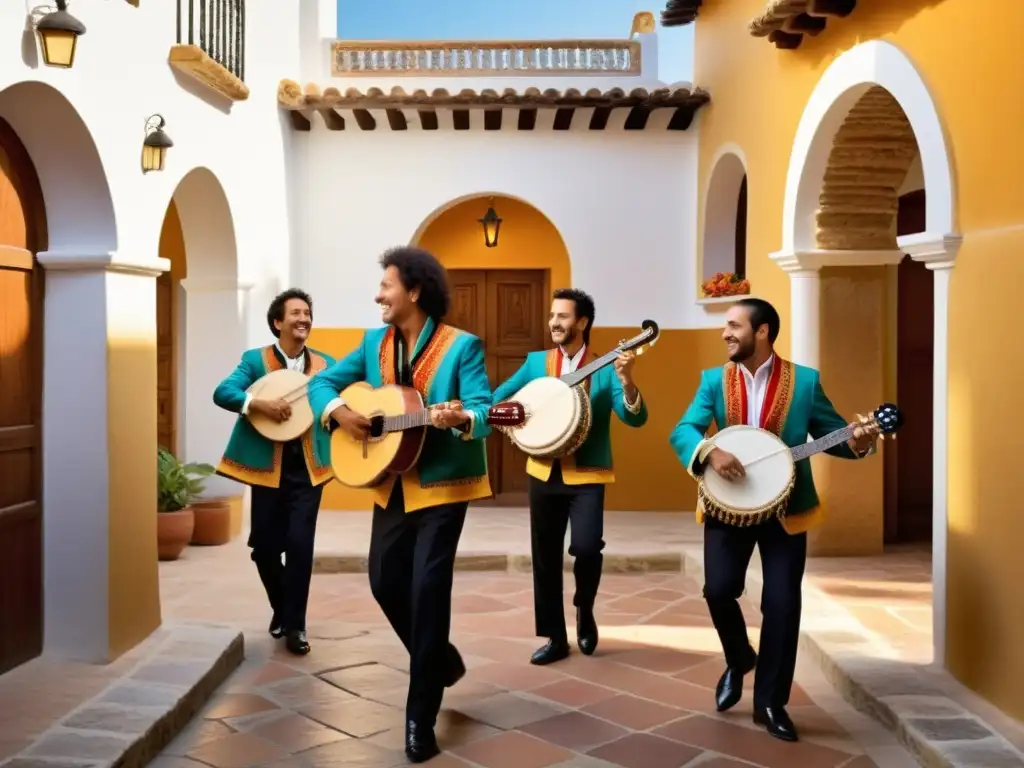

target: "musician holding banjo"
[307,247,494,764]
[670,298,881,743]
[492,288,648,667]
[212,289,336,657]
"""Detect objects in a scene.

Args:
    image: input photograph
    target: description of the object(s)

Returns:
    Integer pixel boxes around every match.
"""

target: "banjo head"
[247,368,314,443]
[508,376,582,455]
[703,425,794,514]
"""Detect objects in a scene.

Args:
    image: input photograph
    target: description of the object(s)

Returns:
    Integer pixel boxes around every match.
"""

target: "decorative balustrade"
[330,39,642,78]
[176,0,246,83]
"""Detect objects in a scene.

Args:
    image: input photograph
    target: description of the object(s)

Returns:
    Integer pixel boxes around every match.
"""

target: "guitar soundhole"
[369,415,386,439]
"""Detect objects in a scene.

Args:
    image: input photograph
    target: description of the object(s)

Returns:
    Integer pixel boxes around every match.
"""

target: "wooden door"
[445,269,548,499]
[885,189,933,543]
[156,270,175,452]
[0,117,46,675]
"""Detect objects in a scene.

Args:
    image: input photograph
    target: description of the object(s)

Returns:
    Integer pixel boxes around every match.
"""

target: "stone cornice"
[36,251,169,277]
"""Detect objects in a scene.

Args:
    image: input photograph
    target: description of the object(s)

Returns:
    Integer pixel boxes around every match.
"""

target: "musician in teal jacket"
[212,288,335,658]
[305,247,492,763]
[668,298,878,744]
[492,288,648,668]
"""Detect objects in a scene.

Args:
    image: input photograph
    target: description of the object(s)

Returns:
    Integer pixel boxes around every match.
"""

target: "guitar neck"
[561,349,620,387]
[790,424,856,462]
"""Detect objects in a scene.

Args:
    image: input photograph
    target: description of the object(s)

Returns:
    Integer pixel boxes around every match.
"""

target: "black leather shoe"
[576,608,598,656]
[715,666,748,712]
[754,706,799,742]
[405,720,440,763]
[444,644,466,688]
[285,630,311,656]
[530,639,570,666]
[269,614,284,639]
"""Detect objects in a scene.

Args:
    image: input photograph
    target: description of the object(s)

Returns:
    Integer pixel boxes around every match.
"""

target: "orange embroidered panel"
[378,328,397,386]
[306,350,329,376]
[723,362,746,427]
[546,347,595,394]
[261,345,285,373]
[761,358,795,436]
[412,324,460,398]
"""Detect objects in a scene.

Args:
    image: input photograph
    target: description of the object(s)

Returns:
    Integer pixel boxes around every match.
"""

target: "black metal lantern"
[36,0,86,69]
[142,115,174,174]
[478,200,502,249]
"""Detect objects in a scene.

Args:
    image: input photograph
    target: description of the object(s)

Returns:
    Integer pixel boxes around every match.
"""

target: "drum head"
[249,368,310,398]
[248,368,314,443]
[511,377,580,453]
[703,425,794,512]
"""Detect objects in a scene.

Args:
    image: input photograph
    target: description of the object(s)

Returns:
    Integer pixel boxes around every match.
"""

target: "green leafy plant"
[157,447,215,513]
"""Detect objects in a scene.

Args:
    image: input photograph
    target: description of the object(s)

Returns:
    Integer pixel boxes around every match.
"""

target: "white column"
[179,279,250,473]
[37,251,167,662]
[928,261,952,666]
[787,268,821,367]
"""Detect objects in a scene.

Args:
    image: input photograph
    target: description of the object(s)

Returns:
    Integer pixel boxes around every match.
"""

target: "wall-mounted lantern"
[35,0,86,69]
[478,198,502,249]
[142,115,173,174]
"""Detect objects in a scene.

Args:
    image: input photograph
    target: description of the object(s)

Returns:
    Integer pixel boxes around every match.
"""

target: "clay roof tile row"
[749,0,857,49]
[661,0,702,28]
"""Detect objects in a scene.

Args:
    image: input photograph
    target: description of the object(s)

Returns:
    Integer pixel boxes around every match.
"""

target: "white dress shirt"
[241,343,304,416]
[737,354,775,427]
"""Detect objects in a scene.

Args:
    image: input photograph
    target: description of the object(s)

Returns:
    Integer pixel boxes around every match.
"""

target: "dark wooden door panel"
[0,116,45,675]
[445,268,547,498]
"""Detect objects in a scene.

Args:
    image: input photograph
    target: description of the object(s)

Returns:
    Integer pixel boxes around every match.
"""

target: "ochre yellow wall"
[693,0,1024,719]
[312,194,727,512]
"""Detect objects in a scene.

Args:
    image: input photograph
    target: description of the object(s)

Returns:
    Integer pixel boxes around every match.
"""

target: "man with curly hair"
[213,288,335,657]
[308,246,494,763]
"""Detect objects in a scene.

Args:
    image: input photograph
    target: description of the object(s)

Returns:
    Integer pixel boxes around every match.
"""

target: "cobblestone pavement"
[155,547,916,768]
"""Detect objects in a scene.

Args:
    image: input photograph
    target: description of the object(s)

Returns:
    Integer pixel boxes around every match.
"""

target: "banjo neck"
[560,319,661,388]
[790,424,858,462]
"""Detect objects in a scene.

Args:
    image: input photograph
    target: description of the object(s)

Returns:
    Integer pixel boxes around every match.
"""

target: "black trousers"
[703,516,807,709]
[248,440,323,633]
[369,482,467,726]
[528,463,606,641]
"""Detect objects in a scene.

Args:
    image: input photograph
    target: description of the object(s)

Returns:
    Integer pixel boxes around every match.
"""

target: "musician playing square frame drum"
[669,298,879,743]
[492,288,648,667]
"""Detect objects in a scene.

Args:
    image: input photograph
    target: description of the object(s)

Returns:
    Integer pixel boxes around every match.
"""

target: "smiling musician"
[307,246,492,764]
[213,288,335,657]
[669,298,879,743]
[491,288,648,667]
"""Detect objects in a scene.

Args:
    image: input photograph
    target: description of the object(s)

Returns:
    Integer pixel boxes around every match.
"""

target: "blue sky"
[337,0,694,84]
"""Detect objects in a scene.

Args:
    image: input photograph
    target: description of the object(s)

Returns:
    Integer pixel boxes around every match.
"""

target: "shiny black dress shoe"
[444,644,466,688]
[576,608,599,656]
[530,638,570,665]
[754,706,799,742]
[405,720,441,763]
[285,629,311,656]
[268,615,284,639]
[715,665,750,712]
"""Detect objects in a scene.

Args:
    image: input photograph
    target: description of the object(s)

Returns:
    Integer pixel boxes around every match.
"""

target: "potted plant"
[191,493,239,547]
[701,271,751,299]
[157,447,214,561]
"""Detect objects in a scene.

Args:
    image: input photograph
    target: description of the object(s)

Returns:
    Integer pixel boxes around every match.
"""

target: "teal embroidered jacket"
[491,348,648,484]
[306,318,493,494]
[213,345,336,488]
[669,359,860,532]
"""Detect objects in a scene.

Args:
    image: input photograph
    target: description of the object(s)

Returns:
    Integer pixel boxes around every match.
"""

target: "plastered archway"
[168,168,246,489]
[0,81,139,664]
[773,40,959,666]
[702,144,749,283]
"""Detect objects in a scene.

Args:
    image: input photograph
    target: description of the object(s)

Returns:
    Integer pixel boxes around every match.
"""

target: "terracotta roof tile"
[749,0,857,48]
[661,0,702,28]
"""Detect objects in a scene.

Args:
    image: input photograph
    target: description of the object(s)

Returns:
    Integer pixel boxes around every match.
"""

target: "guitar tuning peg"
[636,347,644,356]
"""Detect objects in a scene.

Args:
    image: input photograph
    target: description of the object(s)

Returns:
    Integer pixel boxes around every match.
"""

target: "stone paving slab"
[156,556,919,768]
[0,624,243,768]
[679,546,1024,768]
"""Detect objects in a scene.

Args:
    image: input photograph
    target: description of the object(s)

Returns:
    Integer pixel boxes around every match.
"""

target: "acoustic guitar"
[330,382,525,488]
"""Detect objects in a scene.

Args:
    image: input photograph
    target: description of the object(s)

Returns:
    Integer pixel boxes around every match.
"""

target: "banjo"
[245,368,319,443]
[497,320,660,459]
[698,402,904,527]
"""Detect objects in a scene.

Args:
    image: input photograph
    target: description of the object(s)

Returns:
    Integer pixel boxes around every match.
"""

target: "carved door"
[0,117,45,674]
[885,189,933,543]
[156,271,175,452]
[445,269,548,498]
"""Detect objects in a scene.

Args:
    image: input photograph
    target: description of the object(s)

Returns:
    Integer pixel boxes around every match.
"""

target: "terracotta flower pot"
[158,508,195,561]
[191,497,234,546]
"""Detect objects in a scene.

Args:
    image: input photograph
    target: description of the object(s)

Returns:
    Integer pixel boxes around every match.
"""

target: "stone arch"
[702,144,749,283]
[168,168,245,480]
[781,40,956,253]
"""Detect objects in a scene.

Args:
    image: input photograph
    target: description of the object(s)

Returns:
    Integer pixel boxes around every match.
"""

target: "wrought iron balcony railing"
[176,0,246,83]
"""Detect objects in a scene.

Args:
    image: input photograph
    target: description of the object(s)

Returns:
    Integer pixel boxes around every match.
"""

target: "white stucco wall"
[291,127,718,331]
